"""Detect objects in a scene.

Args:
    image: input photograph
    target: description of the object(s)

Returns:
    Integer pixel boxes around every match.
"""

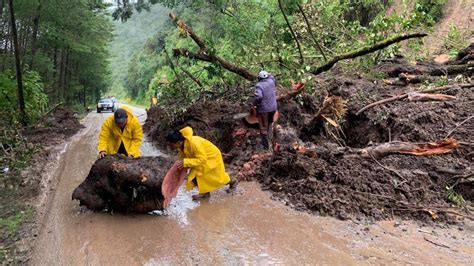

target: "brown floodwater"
[31,106,474,265]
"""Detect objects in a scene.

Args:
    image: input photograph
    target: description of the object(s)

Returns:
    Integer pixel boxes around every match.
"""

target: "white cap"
[258,70,269,79]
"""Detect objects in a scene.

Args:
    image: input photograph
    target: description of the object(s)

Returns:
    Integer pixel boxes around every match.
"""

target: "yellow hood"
[180,126,193,139]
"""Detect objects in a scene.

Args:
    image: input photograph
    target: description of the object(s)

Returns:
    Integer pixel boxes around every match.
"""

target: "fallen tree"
[169,13,257,81]
[72,155,178,213]
[169,12,427,85]
[144,43,474,222]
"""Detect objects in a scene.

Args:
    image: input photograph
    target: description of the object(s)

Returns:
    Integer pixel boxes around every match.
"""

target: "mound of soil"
[144,45,473,222]
[146,100,247,153]
[23,106,84,145]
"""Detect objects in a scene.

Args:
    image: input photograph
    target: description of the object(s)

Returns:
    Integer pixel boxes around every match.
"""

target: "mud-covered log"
[375,46,474,78]
[72,155,174,213]
[398,73,437,84]
[359,139,459,159]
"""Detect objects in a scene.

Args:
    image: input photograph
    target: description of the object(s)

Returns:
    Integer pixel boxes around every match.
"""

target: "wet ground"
[31,105,474,264]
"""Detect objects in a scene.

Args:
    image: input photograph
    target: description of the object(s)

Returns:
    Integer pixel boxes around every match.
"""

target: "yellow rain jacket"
[178,126,230,193]
[97,106,143,157]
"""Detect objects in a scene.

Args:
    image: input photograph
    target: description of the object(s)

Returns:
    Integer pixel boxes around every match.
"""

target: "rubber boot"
[227,176,239,193]
[192,192,210,201]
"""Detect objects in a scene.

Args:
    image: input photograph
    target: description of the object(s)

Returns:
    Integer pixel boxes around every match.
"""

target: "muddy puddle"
[31,106,473,265]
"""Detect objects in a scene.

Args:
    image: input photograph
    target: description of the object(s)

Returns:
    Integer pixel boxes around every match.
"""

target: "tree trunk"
[19,19,30,69]
[64,51,71,105]
[0,0,4,17]
[82,83,86,108]
[57,49,63,102]
[173,48,257,81]
[1,19,11,72]
[8,0,26,126]
[58,49,66,102]
[30,3,41,69]
[52,46,59,102]
[72,155,175,213]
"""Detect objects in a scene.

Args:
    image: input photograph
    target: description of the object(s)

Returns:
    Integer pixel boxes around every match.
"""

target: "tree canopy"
[1,0,113,125]
[108,0,443,108]
[0,0,450,123]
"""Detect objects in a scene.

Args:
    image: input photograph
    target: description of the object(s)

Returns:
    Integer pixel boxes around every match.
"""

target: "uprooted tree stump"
[72,155,173,213]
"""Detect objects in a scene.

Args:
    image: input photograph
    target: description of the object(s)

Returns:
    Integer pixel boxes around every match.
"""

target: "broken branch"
[423,237,452,249]
[356,83,474,115]
[445,115,474,138]
[311,33,427,76]
[356,94,407,115]
[359,139,459,159]
[407,92,456,102]
[276,80,306,101]
[169,13,257,81]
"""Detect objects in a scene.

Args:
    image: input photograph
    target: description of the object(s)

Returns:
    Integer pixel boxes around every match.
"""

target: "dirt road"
[31,106,473,265]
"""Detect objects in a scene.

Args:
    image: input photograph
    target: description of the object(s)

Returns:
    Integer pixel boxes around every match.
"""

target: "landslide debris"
[144,44,473,222]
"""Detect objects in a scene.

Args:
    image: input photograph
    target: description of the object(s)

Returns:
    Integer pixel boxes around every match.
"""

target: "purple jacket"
[253,75,277,113]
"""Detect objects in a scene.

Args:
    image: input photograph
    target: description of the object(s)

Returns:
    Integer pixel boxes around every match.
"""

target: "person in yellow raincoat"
[166,126,238,200]
[97,106,143,158]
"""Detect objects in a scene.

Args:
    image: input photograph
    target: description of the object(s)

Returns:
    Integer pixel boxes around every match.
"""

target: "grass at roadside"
[0,181,36,264]
[0,128,39,264]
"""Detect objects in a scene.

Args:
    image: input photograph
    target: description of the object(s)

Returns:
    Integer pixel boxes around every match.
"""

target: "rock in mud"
[72,155,173,213]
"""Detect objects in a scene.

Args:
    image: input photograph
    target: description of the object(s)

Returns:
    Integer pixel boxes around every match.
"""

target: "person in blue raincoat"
[251,70,278,150]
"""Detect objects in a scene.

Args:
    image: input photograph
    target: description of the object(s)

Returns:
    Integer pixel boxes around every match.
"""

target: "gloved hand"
[99,151,107,159]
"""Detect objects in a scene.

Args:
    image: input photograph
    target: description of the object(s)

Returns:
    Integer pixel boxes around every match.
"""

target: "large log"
[72,155,174,213]
[358,138,459,159]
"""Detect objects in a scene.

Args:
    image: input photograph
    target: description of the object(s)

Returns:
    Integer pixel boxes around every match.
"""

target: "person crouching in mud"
[166,126,238,200]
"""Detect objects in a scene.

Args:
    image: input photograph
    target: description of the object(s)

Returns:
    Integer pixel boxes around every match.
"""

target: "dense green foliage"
[108,4,170,101]
[109,0,447,109]
[415,0,448,23]
[0,0,463,261]
[0,2,113,261]
[0,0,113,126]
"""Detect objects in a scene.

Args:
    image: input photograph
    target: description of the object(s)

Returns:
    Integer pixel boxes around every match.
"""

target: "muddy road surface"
[32,106,473,265]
